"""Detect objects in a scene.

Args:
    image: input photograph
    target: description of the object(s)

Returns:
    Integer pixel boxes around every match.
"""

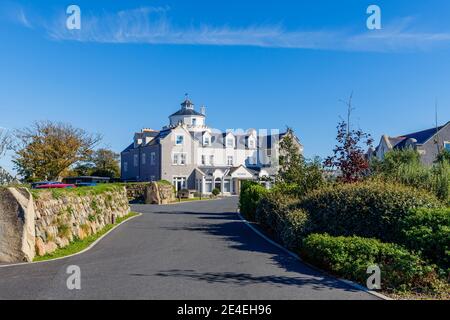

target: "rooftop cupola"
[181,97,194,110]
[168,95,207,131]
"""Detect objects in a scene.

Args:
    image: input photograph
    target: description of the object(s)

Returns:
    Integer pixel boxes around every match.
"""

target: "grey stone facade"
[121,98,303,194]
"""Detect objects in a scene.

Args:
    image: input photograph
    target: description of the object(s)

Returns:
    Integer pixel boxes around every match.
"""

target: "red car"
[36,183,76,189]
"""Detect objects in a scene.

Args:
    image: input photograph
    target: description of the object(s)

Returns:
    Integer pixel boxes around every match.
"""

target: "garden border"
[236,210,392,301]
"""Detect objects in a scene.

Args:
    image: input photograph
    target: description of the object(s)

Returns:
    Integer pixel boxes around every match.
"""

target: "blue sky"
[1,0,450,174]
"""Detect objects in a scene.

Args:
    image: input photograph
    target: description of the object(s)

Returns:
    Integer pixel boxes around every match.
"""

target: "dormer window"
[226,138,234,148]
[249,139,255,149]
[203,134,211,146]
[176,135,184,145]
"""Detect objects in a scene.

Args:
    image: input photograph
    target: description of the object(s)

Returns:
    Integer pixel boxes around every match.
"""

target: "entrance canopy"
[195,165,259,180]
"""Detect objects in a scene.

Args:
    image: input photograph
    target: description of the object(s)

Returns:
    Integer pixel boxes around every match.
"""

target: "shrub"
[371,149,450,203]
[301,234,445,294]
[401,207,450,270]
[239,181,268,221]
[255,188,298,238]
[298,181,442,243]
[279,208,310,250]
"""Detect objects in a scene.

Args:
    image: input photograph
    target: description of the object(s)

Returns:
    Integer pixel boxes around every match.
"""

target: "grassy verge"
[30,183,125,199]
[33,212,139,262]
[171,197,218,203]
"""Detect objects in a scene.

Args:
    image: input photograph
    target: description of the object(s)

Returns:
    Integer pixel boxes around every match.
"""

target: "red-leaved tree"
[324,94,373,183]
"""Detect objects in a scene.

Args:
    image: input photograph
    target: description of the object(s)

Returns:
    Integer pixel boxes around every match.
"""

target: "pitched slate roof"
[169,108,205,117]
[393,122,449,149]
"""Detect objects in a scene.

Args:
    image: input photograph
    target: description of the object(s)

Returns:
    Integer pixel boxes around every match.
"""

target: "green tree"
[277,128,324,196]
[375,148,421,175]
[13,121,101,181]
[436,149,450,164]
[89,148,120,178]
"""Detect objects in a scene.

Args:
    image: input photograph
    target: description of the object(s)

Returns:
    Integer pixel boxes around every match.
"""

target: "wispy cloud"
[17,9,33,28]
[11,6,450,52]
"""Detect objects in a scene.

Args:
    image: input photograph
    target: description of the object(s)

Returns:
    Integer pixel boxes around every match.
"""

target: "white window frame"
[173,152,187,166]
[150,152,156,166]
[227,156,234,166]
[203,136,210,146]
[141,153,146,165]
[172,177,187,191]
[192,118,197,126]
[175,135,184,145]
[444,141,450,152]
[133,154,138,167]
[226,138,234,148]
[180,153,187,165]
[209,155,214,166]
[201,155,207,165]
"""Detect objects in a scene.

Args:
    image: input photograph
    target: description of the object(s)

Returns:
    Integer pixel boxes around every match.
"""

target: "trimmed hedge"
[401,207,450,270]
[298,181,442,243]
[239,181,268,221]
[301,234,446,294]
[254,188,310,250]
[255,189,297,236]
[279,209,309,250]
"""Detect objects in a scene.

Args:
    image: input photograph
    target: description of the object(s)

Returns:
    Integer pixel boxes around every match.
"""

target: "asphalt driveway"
[0,197,377,300]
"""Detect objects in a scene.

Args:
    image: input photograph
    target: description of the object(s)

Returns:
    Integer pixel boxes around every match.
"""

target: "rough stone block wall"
[33,187,130,257]
[0,187,35,263]
[125,182,175,204]
[124,183,148,202]
[144,182,175,204]
[0,186,130,262]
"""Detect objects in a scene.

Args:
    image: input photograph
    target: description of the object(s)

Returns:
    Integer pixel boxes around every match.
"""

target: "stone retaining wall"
[125,182,175,204]
[0,186,130,262]
[33,187,130,257]
[0,187,35,263]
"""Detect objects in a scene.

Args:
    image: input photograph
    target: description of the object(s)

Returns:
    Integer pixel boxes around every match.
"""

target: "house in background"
[370,121,450,165]
[121,97,303,195]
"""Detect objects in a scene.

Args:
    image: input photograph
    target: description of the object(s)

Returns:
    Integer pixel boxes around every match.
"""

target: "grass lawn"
[33,212,139,262]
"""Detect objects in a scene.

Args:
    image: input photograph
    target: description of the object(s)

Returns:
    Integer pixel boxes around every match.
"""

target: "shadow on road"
[145,207,360,293]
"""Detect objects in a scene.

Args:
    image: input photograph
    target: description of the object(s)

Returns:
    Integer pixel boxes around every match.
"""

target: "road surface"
[0,197,376,299]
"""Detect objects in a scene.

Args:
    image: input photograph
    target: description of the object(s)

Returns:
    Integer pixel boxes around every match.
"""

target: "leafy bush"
[401,207,450,270]
[239,181,268,221]
[301,234,446,294]
[298,181,442,243]
[255,188,297,236]
[279,208,310,250]
[371,149,450,203]
[212,188,221,196]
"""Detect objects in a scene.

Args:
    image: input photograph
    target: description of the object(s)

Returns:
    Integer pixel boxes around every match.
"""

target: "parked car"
[31,181,60,189]
[35,183,76,189]
[75,182,97,187]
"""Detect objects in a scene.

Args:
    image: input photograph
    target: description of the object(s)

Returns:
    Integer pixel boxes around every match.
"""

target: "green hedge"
[298,181,442,243]
[255,189,296,236]
[401,207,450,270]
[301,234,446,294]
[239,181,269,221]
